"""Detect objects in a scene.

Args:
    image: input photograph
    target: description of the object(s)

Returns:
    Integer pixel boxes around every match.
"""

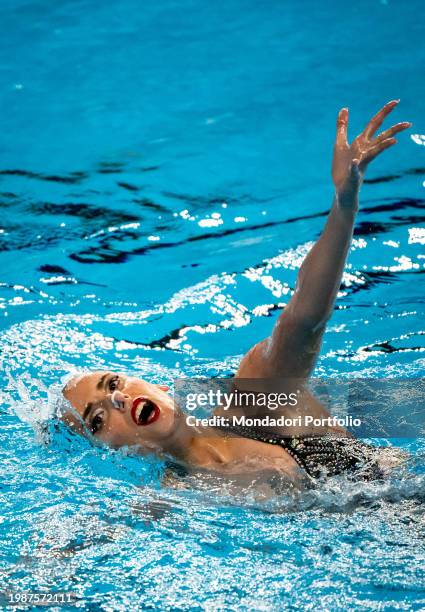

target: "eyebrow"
[82,402,93,422]
[96,373,110,390]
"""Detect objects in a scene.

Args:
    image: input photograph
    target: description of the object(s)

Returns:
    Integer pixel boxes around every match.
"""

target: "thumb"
[336,108,349,146]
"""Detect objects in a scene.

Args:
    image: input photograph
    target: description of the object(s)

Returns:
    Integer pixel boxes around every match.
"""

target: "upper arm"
[234,316,345,429]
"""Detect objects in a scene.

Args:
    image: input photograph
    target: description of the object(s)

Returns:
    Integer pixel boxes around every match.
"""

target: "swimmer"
[61,101,411,485]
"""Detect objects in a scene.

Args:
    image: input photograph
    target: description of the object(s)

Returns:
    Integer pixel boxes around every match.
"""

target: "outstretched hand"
[332,100,411,208]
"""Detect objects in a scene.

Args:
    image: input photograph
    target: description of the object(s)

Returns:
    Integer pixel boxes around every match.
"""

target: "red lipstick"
[131,397,161,426]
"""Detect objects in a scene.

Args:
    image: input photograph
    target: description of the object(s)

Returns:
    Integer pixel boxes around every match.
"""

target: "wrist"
[335,189,359,213]
[333,160,363,212]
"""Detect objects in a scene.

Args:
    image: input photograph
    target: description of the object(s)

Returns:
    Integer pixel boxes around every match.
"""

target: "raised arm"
[237,101,411,379]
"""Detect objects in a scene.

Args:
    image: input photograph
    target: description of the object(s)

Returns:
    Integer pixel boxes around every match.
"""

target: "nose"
[110,390,131,412]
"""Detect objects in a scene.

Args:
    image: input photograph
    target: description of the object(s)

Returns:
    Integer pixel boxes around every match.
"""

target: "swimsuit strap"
[213,422,379,479]
[215,423,315,475]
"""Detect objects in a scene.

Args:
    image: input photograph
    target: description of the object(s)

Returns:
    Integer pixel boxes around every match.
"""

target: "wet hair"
[38,372,88,443]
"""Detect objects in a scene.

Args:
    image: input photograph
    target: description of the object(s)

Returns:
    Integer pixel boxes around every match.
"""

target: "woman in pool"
[62,101,411,484]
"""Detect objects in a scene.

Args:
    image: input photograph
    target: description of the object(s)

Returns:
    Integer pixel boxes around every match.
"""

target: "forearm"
[285,194,358,330]
[236,101,409,381]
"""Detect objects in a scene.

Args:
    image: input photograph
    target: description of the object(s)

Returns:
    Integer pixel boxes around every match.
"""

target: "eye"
[91,412,104,434]
[108,375,120,392]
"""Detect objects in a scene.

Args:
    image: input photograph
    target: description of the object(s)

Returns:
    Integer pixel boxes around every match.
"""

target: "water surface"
[1,0,424,609]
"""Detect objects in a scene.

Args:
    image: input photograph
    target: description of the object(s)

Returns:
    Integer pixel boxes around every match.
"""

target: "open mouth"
[131,397,160,426]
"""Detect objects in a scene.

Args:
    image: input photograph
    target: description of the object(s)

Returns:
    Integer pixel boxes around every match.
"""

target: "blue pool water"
[1,0,425,609]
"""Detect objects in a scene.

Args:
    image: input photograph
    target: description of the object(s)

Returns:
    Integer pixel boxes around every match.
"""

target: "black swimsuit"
[214,423,384,480]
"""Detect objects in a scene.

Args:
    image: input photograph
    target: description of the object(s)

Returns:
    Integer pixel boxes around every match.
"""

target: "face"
[62,371,179,453]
